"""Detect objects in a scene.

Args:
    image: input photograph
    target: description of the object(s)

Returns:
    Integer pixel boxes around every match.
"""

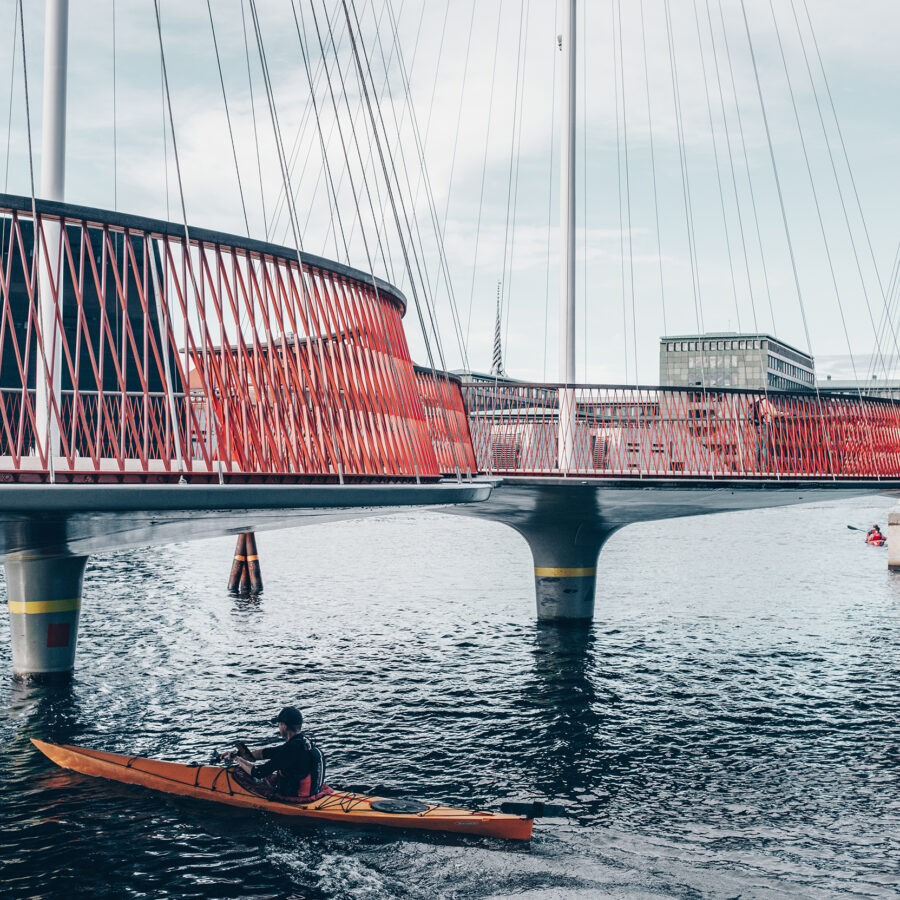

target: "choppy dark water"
[1,496,899,898]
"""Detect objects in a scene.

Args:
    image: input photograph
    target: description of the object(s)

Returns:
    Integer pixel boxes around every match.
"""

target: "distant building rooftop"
[450,369,523,384]
[817,376,900,397]
[660,331,812,359]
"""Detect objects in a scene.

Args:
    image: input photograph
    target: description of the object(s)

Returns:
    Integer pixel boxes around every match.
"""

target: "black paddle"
[500,801,567,819]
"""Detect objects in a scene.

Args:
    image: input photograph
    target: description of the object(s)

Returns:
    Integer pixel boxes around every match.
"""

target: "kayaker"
[867,524,885,545]
[223,706,325,799]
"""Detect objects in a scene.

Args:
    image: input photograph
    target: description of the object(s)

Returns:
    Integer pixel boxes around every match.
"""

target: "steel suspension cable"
[639,0,667,338]
[739,0,835,475]
[378,0,470,372]
[333,0,440,479]
[285,0,351,266]
[790,0,900,383]
[797,0,893,377]
[705,0,777,467]
[767,0,877,393]
[112,0,117,209]
[612,0,630,382]
[765,0,879,465]
[617,0,639,382]
[18,0,54,477]
[247,0,348,481]
[430,0,477,324]
[240,0,269,240]
[703,0,757,332]
[408,0,450,202]
[692,0,741,332]
[356,0,468,472]
[464,0,504,357]
[358,0,454,341]
[158,3,170,221]
[2,0,19,256]
[716,0,776,334]
[206,0,251,238]
[301,0,392,283]
[285,0,363,256]
[499,0,530,375]
[542,0,559,382]
[343,0,465,476]
[311,0,400,282]
[336,0,403,279]
[663,0,708,388]
[581,0,587,382]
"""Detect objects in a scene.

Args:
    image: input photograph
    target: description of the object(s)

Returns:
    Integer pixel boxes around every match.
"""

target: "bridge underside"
[0,481,490,557]
[0,481,490,682]
[447,477,900,621]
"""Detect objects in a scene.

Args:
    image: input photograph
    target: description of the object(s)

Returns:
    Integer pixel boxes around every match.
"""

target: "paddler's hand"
[222,750,237,763]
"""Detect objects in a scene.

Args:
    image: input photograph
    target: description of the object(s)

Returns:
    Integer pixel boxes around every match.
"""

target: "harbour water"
[1,496,898,898]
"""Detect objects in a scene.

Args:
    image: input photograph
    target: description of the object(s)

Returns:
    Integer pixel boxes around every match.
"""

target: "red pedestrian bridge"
[2,193,900,681]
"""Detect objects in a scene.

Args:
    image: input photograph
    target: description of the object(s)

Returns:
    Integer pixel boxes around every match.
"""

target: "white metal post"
[35,0,69,466]
[558,0,576,472]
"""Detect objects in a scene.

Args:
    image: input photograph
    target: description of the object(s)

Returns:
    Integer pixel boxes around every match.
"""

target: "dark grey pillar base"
[5,553,89,681]
[517,522,615,622]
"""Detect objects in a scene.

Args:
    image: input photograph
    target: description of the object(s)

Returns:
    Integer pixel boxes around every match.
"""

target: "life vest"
[300,735,326,797]
[867,532,885,546]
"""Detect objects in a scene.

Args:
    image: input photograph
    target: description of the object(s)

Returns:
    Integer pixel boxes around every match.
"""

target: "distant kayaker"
[867,524,885,545]
[223,706,327,800]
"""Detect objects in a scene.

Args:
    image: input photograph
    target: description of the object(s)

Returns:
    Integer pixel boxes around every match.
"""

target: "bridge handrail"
[460,381,900,479]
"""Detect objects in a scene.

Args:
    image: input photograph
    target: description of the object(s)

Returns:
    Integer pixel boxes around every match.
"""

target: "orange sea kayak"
[31,739,533,840]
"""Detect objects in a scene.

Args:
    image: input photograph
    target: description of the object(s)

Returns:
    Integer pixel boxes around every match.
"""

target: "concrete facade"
[660,332,815,391]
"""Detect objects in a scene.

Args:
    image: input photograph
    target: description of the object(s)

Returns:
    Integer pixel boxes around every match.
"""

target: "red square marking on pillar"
[46,623,70,648]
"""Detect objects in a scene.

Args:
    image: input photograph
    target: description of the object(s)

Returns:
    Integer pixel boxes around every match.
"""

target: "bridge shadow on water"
[511,624,619,824]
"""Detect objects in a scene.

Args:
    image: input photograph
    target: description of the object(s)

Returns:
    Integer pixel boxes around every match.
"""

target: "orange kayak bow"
[30,739,534,840]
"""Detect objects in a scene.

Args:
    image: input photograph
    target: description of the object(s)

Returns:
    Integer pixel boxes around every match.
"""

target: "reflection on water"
[1,497,899,898]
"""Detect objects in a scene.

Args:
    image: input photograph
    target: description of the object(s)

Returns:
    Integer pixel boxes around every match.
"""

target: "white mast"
[558,0,576,472]
[35,0,69,466]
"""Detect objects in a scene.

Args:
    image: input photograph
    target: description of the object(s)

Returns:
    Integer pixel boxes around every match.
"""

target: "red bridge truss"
[0,195,473,484]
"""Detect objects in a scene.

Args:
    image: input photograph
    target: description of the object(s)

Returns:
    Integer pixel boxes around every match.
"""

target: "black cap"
[274,706,303,730]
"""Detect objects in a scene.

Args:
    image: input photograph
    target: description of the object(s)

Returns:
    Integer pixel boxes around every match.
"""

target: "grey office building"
[659,332,815,391]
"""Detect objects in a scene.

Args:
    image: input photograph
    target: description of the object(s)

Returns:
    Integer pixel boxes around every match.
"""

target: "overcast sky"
[2,0,899,383]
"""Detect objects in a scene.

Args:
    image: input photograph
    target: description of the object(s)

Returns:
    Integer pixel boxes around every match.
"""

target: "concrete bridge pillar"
[889,512,900,571]
[517,521,615,622]
[4,552,88,682]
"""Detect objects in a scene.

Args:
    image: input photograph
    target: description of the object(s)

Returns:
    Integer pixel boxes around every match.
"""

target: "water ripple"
[1,498,899,897]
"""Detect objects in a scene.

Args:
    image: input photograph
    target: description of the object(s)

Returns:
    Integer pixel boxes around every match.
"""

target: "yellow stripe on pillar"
[534,567,596,577]
[8,597,81,614]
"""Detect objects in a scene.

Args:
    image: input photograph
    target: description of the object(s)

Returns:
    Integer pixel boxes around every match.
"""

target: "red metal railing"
[414,367,477,476]
[461,382,900,478]
[0,195,448,483]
